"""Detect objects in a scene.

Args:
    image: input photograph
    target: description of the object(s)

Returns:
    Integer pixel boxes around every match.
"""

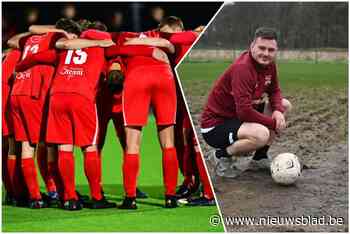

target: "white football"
[270,153,301,185]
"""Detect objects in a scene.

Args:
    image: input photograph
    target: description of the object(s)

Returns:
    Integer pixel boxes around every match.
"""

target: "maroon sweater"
[201,51,284,130]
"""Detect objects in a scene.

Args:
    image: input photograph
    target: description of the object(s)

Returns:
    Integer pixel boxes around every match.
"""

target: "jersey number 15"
[64,49,88,65]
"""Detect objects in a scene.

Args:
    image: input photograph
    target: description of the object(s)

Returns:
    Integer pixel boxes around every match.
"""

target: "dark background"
[2,2,223,49]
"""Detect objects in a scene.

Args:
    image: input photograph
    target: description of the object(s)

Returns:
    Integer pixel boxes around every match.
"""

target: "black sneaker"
[42,191,60,208]
[176,184,191,199]
[76,191,89,201]
[62,199,83,211]
[76,191,89,206]
[186,197,216,206]
[118,197,137,210]
[28,199,48,209]
[164,195,178,208]
[136,187,148,199]
[87,197,117,209]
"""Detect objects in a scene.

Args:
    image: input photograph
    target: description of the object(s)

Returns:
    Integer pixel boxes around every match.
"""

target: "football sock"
[14,156,28,199]
[84,151,102,200]
[253,145,270,160]
[97,151,102,188]
[182,145,195,187]
[215,148,230,159]
[123,153,139,198]
[48,161,63,196]
[162,147,179,196]
[6,157,16,196]
[58,151,77,201]
[195,151,214,200]
[37,146,56,193]
[21,157,41,200]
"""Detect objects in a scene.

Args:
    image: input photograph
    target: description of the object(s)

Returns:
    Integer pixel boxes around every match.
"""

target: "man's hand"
[272,110,286,133]
[97,39,115,47]
[152,48,170,64]
[193,25,205,33]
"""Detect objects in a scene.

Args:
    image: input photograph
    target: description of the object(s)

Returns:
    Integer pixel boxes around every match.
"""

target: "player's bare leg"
[158,125,179,208]
[21,141,46,208]
[119,126,142,209]
[223,123,270,156]
[211,123,270,178]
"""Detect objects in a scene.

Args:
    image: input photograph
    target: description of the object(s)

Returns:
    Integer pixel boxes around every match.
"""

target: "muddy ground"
[187,89,348,232]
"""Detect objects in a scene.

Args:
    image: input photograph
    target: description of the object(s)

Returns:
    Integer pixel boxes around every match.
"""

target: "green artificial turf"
[2,117,224,232]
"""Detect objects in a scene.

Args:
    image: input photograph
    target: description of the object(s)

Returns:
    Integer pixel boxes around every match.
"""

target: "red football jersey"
[50,30,110,101]
[111,31,166,69]
[2,49,21,88]
[2,49,21,125]
[158,31,197,66]
[11,32,61,97]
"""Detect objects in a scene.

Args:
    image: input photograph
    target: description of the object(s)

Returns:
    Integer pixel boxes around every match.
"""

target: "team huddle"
[2,16,215,211]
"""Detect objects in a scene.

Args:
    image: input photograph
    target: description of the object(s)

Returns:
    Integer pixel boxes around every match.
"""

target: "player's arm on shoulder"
[168,31,198,45]
[152,48,170,64]
[30,25,59,34]
[7,32,32,49]
[124,37,175,54]
[56,38,115,50]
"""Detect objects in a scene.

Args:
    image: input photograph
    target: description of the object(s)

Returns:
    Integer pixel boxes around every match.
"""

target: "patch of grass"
[2,117,224,232]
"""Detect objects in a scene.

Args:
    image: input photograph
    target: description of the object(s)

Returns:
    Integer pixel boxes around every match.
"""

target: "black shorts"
[202,118,242,149]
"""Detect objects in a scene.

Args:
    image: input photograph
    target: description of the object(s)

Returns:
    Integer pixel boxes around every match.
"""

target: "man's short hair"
[55,18,82,35]
[158,16,184,31]
[254,27,278,41]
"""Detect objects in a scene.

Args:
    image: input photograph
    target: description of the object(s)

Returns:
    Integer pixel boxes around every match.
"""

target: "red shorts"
[46,94,98,147]
[97,92,125,149]
[10,95,47,144]
[123,64,176,126]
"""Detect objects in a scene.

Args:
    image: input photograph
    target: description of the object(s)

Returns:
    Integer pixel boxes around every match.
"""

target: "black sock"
[215,148,230,159]
[253,145,270,160]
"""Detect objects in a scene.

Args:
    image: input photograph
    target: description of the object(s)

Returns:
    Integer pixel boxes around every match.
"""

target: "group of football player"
[2,16,215,211]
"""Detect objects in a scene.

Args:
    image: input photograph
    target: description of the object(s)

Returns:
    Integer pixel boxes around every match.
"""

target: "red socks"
[162,147,179,196]
[58,151,77,201]
[84,151,102,200]
[48,161,63,197]
[5,157,15,196]
[195,151,214,199]
[182,145,196,187]
[37,146,57,193]
[21,158,41,200]
[122,153,139,198]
